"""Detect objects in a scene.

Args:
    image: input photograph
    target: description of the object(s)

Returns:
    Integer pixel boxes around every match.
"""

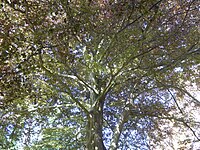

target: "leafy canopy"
[0,0,199,149]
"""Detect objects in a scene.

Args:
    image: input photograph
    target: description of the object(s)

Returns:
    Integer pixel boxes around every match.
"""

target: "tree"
[0,0,199,149]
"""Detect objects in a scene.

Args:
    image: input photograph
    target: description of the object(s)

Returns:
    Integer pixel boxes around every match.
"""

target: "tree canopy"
[0,0,200,149]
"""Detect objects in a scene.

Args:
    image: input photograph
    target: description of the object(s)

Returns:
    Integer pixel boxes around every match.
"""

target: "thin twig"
[168,89,200,141]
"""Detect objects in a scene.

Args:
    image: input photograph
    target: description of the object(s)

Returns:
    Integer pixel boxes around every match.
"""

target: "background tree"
[0,0,199,149]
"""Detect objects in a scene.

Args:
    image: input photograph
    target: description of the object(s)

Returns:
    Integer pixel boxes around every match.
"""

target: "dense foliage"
[0,0,199,149]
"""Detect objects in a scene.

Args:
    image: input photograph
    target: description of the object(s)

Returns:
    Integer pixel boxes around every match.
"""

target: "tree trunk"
[86,101,106,150]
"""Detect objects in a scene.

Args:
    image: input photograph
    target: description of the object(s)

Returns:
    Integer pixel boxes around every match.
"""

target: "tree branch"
[117,0,163,33]
[110,109,129,150]
[168,89,200,141]
[38,53,90,115]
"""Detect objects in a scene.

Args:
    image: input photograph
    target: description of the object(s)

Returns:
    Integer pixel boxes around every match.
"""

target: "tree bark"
[86,100,106,150]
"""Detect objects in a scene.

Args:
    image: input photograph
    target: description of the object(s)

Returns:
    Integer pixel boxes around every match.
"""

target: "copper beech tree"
[0,0,199,149]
